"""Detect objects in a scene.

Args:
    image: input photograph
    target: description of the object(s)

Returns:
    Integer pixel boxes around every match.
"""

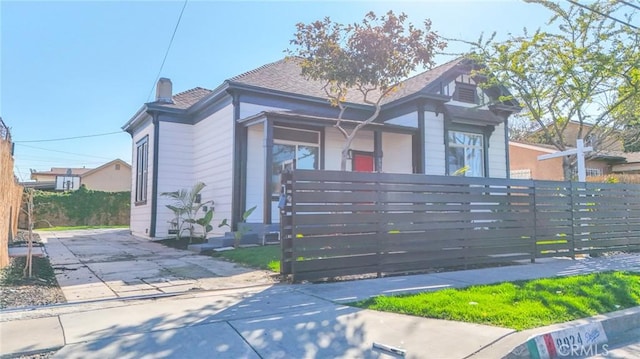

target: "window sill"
[135,200,147,206]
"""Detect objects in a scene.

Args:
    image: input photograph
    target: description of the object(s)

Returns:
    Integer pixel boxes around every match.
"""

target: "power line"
[15,143,117,160]
[566,0,639,30]
[14,131,123,143]
[617,0,640,12]
[146,0,188,102]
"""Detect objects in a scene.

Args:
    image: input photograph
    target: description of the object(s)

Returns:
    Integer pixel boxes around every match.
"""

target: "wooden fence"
[280,170,640,282]
[0,119,23,268]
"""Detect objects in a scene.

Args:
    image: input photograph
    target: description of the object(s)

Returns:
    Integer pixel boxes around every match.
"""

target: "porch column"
[416,102,426,174]
[231,93,245,230]
[374,130,383,173]
[263,118,274,224]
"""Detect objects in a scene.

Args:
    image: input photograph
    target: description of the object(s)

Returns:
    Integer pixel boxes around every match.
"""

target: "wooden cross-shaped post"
[537,139,593,182]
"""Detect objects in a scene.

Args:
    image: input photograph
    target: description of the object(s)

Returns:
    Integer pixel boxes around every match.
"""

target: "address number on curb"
[527,322,607,359]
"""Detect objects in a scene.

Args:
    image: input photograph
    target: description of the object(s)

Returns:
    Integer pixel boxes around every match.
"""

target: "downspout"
[149,112,160,237]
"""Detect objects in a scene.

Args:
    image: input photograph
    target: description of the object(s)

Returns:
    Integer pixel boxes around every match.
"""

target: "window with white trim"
[272,127,320,196]
[135,136,149,204]
[575,167,603,177]
[447,131,484,177]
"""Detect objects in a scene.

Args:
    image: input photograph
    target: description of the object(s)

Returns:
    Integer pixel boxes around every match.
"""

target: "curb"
[505,306,640,358]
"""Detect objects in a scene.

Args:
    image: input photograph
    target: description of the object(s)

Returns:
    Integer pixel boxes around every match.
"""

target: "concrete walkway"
[39,229,276,301]
[1,229,639,358]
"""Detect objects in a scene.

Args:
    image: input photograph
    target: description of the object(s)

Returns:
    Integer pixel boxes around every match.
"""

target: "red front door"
[353,153,374,172]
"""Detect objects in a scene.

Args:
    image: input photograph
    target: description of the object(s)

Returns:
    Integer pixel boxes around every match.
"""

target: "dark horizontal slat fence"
[280,170,640,282]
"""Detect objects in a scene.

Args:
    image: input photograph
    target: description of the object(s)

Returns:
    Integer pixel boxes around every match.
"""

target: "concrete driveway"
[40,229,276,302]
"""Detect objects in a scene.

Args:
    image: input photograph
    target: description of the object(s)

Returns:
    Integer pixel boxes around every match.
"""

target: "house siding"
[424,111,445,175]
[488,122,507,178]
[192,103,235,234]
[130,116,154,237]
[155,121,195,237]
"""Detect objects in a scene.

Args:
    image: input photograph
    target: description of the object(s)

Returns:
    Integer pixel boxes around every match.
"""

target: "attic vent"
[455,84,477,104]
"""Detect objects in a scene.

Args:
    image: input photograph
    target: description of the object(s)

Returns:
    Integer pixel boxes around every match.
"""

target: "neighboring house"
[509,141,639,180]
[28,159,131,192]
[122,57,520,239]
[529,120,625,152]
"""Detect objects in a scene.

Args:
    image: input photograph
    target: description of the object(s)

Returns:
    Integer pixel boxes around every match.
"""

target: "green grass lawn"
[37,225,129,231]
[351,271,640,330]
[209,245,281,272]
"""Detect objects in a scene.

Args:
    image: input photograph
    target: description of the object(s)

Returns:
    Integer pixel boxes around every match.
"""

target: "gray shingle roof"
[148,57,468,112]
[599,150,640,163]
[149,87,213,110]
[229,57,466,106]
[382,57,466,104]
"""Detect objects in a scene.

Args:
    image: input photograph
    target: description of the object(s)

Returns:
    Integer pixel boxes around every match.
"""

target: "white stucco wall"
[382,132,413,174]
[246,124,266,224]
[385,111,418,128]
[324,127,374,171]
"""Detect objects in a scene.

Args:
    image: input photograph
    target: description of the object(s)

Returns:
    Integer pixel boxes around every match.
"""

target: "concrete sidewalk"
[2,253,639,358]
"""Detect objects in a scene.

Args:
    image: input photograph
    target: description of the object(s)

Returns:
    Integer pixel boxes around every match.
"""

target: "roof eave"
[122,105,150,134]
[382,93,450,110]
[226,81,373,111]
[489,103,522,114]
[188,83,230,115]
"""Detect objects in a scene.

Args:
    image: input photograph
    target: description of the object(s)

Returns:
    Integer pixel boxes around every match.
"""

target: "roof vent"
[156,78,173,104]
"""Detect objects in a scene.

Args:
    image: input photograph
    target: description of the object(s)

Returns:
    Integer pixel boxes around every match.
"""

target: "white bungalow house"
[122,57,519,239]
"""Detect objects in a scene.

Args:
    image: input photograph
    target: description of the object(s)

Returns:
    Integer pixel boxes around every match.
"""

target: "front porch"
[238,111,418,226]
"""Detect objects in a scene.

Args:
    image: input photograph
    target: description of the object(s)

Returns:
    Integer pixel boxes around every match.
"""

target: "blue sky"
[2,0,554,182]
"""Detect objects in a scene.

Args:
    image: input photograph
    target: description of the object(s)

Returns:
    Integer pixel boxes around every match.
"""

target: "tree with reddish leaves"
[287,11,446,171]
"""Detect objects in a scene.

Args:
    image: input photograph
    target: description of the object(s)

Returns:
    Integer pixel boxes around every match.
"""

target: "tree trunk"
[562,156,573,181]
[340,147,349,171]
[23,189,34,278]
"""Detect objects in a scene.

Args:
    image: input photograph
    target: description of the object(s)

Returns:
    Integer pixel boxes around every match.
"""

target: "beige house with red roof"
[29,159,131,192]
[122,57,520,239]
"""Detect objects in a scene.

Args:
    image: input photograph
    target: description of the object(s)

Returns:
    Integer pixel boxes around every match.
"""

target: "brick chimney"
[155,78,173,104]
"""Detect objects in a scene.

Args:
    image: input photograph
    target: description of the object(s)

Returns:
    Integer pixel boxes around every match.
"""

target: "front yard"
[350,271,640,330]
